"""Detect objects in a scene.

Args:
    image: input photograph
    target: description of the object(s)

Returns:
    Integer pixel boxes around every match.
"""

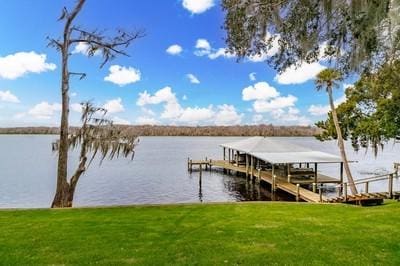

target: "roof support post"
[272,164,276,192]
[235,150,239,166]
[250,156,254,179]
[287,163,291,183]
[245,154,249,178]
[223,147,226,161]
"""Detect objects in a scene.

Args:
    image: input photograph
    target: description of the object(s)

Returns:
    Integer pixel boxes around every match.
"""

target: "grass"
[1,201,399,265]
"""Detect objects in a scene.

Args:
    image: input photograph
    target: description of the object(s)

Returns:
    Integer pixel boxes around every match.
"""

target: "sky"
[0,0,354,127]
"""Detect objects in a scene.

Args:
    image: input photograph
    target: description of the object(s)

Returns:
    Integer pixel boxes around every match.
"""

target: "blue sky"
[0,0,352,127]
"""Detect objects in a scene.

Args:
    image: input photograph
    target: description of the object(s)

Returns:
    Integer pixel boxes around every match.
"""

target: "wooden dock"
[188,159,327,203]
[187,159,399,205]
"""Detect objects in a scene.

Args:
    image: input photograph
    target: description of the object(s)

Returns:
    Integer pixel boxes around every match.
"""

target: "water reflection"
[0,135,399,208]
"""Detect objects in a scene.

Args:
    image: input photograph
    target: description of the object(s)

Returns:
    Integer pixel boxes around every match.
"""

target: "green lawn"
[1,201,399,265]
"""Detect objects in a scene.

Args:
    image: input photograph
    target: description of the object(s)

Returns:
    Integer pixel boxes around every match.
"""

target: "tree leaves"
[222,0,398,75]
[316,61,400,155]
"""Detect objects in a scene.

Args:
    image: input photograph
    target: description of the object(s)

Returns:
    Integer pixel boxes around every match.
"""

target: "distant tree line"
[0,125,320,137]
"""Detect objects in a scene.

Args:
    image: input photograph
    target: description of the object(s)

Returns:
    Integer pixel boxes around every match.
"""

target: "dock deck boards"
[207,160,327,203]
[188,159,396,204]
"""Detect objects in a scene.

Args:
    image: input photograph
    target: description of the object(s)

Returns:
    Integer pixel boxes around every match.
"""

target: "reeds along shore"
[0,125,320,137]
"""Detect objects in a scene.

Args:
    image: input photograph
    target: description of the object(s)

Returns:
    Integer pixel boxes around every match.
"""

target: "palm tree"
[315,69,358,195]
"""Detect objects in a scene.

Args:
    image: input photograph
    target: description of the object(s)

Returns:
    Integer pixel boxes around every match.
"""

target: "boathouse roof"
[220,137,343,164]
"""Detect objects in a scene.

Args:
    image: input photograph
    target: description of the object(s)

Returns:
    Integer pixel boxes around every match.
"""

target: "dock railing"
[331,171,398,201]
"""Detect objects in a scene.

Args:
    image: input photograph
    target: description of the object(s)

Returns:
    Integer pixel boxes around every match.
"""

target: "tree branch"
[69,72,87,80]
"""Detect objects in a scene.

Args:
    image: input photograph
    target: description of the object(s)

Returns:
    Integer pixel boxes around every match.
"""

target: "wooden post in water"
[199,163,202,179]
[199,164,202,196]
[314,163,318,184]
[365,182,369,193]
[287,164,291,183]
[187,157,190,171]
[257,168,261,183]
[296,184,300,202]
[312,182,317,193]
[190,159,193,173]
[344,183,348,202]
[319,185,323,203]
[205,157,208,170]
[389,174,393,198]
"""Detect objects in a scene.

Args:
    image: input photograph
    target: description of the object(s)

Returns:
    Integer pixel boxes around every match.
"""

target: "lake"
[0,135,399,208]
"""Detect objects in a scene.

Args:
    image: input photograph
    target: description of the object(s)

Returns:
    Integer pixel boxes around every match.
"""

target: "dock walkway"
[189,159,327,203]
[188,159,399,205]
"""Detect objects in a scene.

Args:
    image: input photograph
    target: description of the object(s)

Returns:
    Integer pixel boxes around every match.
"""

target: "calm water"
[0,135,399,208]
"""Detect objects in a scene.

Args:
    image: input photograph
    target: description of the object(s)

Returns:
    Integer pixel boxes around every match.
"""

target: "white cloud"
[0,90,20,103]
[136,116,159,125]
[27,102,61,119]
[274,62,326,85]
[104,65,141,86]
[137,86,176,106]
[103,98,124,114]
[112,116,131,125]
[194,39,235,59]
[271,107,311,126]
[252,114,263,124]
[178,106,214,123]
[0,51,56,80]
[253,95,297,113]
[249,72,256,81]
[208,48,235,59]
[141,107,156,116]
[242,82,280,101]
[137,86,244,125]
[72,42,101,56]
[182,95,188,100]
[187,73,200,84]
[71,103,83,113]
[182,0,215,14]
[241,81,309,125]
[214,104,243,125]
[308,94,347,116]
[194,39,212,56]
[166,44,183,55]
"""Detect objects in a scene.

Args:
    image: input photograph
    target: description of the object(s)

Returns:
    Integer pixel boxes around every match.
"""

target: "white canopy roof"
[221,137,344,164]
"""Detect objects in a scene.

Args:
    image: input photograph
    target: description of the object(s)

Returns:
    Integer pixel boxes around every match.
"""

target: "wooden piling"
[199,164,202,188]
[314,163,318,184]
[312,182,317,193]
[344,183,348,202]
[389,174,393,198]
[199,164,202,179]
[296,184,300,202]
[287,164,291,183]
[365,182,369,193]
[319,185,323,203]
